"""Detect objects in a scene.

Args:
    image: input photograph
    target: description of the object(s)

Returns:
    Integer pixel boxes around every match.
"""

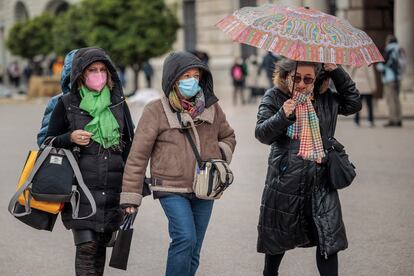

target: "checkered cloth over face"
[287,91,325,161]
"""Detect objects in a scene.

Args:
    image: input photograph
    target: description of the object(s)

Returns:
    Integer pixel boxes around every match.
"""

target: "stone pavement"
[0,97,414,276]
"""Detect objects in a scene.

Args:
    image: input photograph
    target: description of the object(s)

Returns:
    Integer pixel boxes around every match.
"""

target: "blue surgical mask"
[178,78,201,98]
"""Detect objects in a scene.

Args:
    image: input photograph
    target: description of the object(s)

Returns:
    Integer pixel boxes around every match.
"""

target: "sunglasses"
[290,75,315,85]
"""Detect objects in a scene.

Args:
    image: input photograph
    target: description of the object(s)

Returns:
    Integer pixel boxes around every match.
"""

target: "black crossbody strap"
[176,113,203,168]
[184,130,203,168]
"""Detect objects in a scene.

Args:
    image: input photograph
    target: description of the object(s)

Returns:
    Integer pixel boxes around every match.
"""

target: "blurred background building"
[0,0,413,96]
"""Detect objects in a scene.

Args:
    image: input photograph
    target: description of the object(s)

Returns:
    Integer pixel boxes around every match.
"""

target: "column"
[395,0,414,93]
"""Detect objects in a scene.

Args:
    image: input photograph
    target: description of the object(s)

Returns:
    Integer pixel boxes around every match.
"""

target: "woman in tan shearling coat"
[121,51,236,276]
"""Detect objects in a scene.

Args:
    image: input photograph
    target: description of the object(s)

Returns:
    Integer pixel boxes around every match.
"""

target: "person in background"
[121,51,236,276]
[117,65,127,88]
[255,58,361,276]
[7,61,21,89]
[259,52,282,88]
[52,56,64,76]
[351,65,377,127]
[230,57,247,105]
[376,34,404,127]
[46,47,135,275]
[245,54,263,102]
[143,62,154,88]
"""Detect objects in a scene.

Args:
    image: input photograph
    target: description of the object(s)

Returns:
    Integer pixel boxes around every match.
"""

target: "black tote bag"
[109,213,137,270]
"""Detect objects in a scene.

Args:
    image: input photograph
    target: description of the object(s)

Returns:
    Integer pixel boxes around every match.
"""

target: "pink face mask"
[85,72,107,92]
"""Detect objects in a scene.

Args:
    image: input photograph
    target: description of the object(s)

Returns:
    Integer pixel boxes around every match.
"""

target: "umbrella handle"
[290,61,299,98]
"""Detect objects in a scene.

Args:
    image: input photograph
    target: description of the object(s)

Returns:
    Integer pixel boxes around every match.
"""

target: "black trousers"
[74,232,112,276]
[354,94,374,124]
[233,84,246,105]
[263,248,338,276]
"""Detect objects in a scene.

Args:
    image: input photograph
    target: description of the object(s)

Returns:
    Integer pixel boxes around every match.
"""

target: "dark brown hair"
[77,63,114,90]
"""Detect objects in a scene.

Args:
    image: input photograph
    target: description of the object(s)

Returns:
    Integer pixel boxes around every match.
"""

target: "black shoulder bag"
[324,137,356,190]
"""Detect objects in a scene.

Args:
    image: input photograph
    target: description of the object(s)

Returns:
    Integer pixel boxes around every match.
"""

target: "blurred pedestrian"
[46,47,135,275]
[121,51,236,276]
[245,54,264,102]
[7,61,21,89]
[52,56,64,76]
[117,65,126,88]
[376,35,404,127]
[230,57,247,105]
[351,65,377,127]
[48,55,56,75]
[23,62,33,85]
[259,52,282,88]
[255,59,361,276]
[142,62,154,88]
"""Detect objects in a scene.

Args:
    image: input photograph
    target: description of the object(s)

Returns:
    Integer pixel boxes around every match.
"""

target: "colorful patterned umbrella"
[216,4,383,66]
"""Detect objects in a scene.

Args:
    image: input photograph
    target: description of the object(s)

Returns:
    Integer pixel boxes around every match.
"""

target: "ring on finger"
[81,135,84,140]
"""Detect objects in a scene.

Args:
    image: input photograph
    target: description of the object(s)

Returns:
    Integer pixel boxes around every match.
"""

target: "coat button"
[102,192,105,195]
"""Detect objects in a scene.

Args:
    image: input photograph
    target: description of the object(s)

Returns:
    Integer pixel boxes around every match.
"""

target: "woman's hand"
[282,99,296,117]
[323,63,338,72]
[124,206,138,214]
[70,130,92,146]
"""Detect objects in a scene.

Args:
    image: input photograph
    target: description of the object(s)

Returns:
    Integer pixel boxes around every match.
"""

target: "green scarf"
[79,85,120,149]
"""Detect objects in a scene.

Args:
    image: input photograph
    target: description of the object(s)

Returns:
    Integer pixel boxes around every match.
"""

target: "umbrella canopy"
[216,4,383,66]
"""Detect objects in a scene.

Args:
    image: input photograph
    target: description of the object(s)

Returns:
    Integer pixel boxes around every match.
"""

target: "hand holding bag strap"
[63,149,97,219]
[8,146,54,217]
[214,161,233,185]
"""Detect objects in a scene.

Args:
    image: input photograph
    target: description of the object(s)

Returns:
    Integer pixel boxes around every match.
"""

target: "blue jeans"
[159,195,214,276]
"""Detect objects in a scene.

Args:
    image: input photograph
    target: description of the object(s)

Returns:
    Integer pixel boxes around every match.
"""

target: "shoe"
[383,122,401,127]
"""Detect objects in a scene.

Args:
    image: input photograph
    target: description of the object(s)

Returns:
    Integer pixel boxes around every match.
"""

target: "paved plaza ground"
[1,95,413,276]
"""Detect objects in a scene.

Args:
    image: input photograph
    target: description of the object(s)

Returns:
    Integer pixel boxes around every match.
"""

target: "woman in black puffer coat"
[255,58,361,276]
[47,47,134,275]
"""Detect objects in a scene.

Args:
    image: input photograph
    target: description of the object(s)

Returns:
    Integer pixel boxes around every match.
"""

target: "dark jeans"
[263,248,338,276]
[160,194,214,276]
[354,94,374,125]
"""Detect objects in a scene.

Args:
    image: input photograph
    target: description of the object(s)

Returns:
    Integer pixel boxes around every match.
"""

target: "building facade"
[0,0,413,94]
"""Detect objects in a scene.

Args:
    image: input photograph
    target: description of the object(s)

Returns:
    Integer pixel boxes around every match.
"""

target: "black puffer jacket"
[47,47,134,233]
[255,66,361,257]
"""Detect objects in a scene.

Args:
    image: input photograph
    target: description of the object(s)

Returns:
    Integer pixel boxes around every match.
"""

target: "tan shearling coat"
[120,96,236,206]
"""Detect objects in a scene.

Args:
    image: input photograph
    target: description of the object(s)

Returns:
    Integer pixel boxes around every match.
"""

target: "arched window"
[14,1,29,22]
[45,0,69,15]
